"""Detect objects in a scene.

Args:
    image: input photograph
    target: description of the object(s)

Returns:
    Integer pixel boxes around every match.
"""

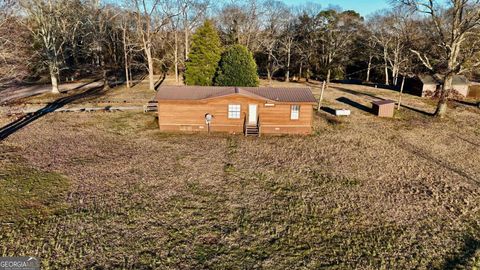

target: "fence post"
[317,80,326,112]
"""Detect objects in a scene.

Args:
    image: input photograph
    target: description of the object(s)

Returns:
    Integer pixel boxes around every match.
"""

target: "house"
[407,74,470,97]
[469,82,480,99]
[156,86,317,135]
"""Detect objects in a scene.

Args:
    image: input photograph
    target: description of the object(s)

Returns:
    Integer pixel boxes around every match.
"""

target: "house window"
[228,104,241,119]
[291,105,300,120]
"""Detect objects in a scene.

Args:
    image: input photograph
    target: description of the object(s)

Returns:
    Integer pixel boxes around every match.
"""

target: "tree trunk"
[435,74,453,118]
[146,45,155,91]
[123,26,130,88]
[50,64,59,94]
[393,67,398,85]
[397,75,405,110]
[384,47,389,85]
[174,30,179,83]
[103,69,109,90]
[184,12,189,61]
[326,68,331,84]
[129,64,132,86]
[299,62,303,81]
[285,46,291,82]
[267,52,272,84]
[366,56,372,82]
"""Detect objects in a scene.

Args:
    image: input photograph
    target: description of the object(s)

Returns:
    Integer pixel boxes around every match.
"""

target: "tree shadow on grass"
[330,86,385,101]
[394,138,479,186]
[439,236,480,270]
[454,99,479,108]
[336,97,372,114]
[129,73,148,88]
[154,72,167,90]
[0,85,106,141]
[399,104,435,116]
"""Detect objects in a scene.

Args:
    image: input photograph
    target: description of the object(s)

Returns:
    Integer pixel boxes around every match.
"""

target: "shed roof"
[418,74,469,86]
[156,86,317,103]
[452,75,469,85]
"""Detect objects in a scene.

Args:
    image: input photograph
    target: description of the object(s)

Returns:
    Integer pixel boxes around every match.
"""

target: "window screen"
[228,104,241,119]
[291,105,300,120]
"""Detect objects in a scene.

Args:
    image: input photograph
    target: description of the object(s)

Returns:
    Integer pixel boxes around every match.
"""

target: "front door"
[248,104,257,124]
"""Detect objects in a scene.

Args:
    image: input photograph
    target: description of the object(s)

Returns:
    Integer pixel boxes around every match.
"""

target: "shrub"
[214,44,259,87]
[184,20,223,86]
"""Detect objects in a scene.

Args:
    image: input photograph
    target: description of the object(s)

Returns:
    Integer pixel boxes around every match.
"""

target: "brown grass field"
[0,77,479,269]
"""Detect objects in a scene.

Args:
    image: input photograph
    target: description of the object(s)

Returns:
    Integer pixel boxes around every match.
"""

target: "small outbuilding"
[156,86,317,135]
[407,74,470,97]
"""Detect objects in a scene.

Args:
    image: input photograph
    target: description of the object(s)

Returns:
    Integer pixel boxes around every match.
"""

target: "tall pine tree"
[215,45,259,87]
[184,20,223,86]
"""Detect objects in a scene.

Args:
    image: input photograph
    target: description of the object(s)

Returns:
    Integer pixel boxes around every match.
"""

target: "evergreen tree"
[215,44,259,87]
[184,20,223,86]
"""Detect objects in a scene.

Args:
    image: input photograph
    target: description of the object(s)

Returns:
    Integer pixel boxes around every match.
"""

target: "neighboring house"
[468,82,480,99]
[156,86,317,135]
[407,74,470,97]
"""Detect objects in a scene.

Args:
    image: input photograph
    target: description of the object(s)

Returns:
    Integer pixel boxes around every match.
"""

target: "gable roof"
[419,74,441,85]
[418,74,469,86]
[156,86,317,103]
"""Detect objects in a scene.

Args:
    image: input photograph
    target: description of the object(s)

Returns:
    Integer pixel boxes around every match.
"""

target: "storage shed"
[407,74,470,97]
[156,86,317,135]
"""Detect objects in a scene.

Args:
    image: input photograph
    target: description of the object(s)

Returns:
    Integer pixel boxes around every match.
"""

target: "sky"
[281,0,391,17]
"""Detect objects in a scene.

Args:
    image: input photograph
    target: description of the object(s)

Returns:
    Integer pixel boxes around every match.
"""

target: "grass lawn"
[0,80,479,269]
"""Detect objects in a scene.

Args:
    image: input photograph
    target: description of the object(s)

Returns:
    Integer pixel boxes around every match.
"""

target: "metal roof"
[418,74,469,86]
[156,86,317,103]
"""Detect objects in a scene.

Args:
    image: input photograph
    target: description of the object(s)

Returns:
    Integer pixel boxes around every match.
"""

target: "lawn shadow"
[129,73,148,88]
[454,99,479,108]
[399,104,435,116]
[154,72,167,91]
[440,236,480,270]
[395,138,479,186]
[0,84,106,141]
[336,97,372,114]
[320,106,337,115]
[331,86,385,100]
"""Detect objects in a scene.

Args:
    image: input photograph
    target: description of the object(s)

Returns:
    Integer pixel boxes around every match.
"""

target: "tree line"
[0,0,479,117]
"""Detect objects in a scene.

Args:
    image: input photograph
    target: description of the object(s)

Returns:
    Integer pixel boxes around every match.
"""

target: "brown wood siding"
[468,85,480,99]
[259,104,312,134]
[158,94,314,135]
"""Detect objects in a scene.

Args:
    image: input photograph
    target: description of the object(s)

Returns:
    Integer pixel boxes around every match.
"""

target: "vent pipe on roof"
[234,87,239,93]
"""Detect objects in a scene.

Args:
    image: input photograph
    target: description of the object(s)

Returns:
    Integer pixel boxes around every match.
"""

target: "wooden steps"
[144,100,158,112]
[245,124,259,137]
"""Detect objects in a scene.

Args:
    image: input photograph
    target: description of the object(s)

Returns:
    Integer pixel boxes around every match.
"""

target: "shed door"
[248,104,257,124]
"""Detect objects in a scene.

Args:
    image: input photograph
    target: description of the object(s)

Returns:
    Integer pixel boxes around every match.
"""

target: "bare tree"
[259,0,288,83]
[0,0,30,86]
[217,0,263,52]
[279,10,297,82]
[21,0,67,93]
[179,0,209,61]
[131,0,172,91]
[318,10,363,83]
[294,12,320,82]
[397,0,480,117]
[370,13,393,85]
[364,35,378,82]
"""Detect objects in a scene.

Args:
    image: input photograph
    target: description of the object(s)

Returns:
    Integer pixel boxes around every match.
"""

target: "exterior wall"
[452,85,469,97]
[260,103,313,135]
[468,84,480,99]
[421,84,438,97]
[422,84,469,97]
[158,94,313,135]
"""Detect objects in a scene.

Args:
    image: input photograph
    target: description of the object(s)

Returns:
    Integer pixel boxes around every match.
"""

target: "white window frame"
[228,104,241,119]
[290,105,300,120]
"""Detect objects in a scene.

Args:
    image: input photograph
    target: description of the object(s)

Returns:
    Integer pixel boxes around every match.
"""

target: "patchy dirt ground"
[0,79,479,269]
